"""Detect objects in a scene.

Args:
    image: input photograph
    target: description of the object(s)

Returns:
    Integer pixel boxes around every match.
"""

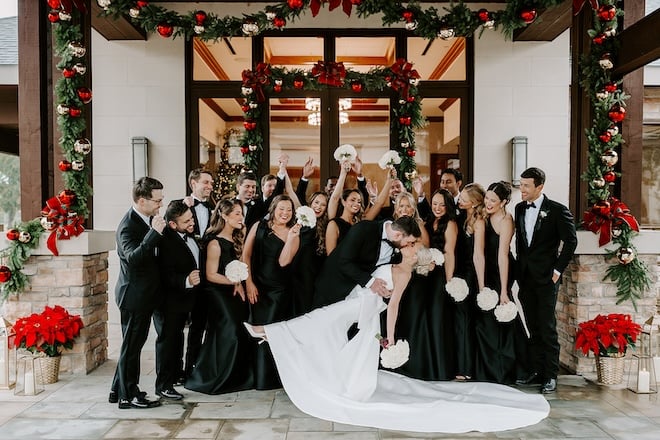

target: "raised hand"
[151,215,166,234]
[302,156,314,179]
[352,155,363,176]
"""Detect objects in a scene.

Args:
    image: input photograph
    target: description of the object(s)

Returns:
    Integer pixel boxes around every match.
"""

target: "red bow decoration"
[310,0,356,17]
[59,0,88,14]
[311,61,346,87]
[388,59,420,101]
[41,194,85,256]
[583,197,639,246]
[573,0,599,15]
[241,63,272,103]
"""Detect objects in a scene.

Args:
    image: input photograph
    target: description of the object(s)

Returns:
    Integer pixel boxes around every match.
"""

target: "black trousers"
[185,298,207,377]
[111,309,153,400]
[153,307,189,392]
[518,280,560,381]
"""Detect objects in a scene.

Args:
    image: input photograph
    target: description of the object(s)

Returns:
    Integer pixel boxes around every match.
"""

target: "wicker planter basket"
[36,356,61,385]
[596,354,625,385]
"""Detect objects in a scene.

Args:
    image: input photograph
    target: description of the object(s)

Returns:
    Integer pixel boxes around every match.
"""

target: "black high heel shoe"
[243,322,267,344]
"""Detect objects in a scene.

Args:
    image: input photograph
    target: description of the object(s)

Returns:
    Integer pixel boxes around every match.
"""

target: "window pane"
[407,37,466,81]
[264,36,323,69]
[335,37,395,72]
[420,97,461,191]
[193,37,252,81]
[0,152,20,228]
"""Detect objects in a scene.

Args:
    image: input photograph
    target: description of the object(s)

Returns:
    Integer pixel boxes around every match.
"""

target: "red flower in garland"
[13,305,84,357]
[575,313,641,357]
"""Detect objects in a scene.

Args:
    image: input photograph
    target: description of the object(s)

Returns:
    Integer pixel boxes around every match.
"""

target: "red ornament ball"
[293,77,304,89]
[62,67,76,78]
[402,10,414,22]
[398,115,412,126]
[592,34,606,45]
[157,23,174,38]
[594,200,611,216]
[599,132,612,143]
[59,160,72,171]
[603,171,617,183]
[273,16,286,28]
[241,103,250,113]
[520,8,537,24]
[47,11,60,23]
[477,9,490,23]
[608,104,626,123]
[77,87,93,104]
[136,0,149,8]
[6,229,20,241]
[350,0,362,5]
[47,0,61,9]
[273,84,282,93]
[406,149,416,157]
[604,82,618,93]
[68,107,82,118]
[240,146,249,154]
[0,266,11,283]
[243,120,257,131]
[194,10,207,25]
[58,189,76,205]
[287,0,304,9]
[351,81,363,93]
[597,5,616,21]
[407,95,416,103]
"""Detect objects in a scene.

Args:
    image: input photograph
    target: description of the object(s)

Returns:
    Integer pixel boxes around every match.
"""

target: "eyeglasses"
[146,198,163,204]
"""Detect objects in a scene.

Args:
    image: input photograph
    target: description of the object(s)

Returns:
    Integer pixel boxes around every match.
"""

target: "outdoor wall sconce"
[131,136,149,181]
[511,136,528,187]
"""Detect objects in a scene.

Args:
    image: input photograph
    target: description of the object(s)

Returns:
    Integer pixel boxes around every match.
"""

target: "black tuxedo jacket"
[190,199,212,237]
[314,220,391,307]
[514,195,577,285]
[158,228,200,313]
[115,209,163,312]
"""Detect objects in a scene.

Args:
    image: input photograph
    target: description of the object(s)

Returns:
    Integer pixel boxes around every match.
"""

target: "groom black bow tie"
[194,199,212,209]
[524,202,536,210]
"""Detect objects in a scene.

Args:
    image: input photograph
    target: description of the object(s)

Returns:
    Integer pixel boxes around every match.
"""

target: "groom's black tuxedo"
[314,220,399,308]
[514,194,577,382]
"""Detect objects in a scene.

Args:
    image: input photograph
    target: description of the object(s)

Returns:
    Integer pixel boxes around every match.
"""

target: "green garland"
[0,220,44,302]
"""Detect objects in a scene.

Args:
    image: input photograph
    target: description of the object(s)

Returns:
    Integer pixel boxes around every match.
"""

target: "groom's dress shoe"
[118,396,162,409]
[515,372,540,386]
[109,390,146,404]
[156,388,184,400]
[540,378,557,394]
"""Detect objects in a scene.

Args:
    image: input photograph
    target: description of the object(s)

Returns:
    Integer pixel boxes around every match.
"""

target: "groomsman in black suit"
[180,169,213,383]
[313,216,421,308]
[111,177,165,409]
[236,168,285,230]
[514,167,577,394]
[154,200,201,400]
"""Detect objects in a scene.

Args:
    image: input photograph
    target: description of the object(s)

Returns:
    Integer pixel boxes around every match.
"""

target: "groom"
[514,167,577,394]
[313,216,421,308]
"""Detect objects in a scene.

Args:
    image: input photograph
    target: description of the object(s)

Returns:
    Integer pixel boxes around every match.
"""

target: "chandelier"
[305,98,351,126]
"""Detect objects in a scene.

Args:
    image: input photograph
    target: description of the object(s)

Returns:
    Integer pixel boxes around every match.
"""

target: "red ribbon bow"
[41,194,85,256]
[388,59,420,101]
[573,0,599,15]
[582,197,639,246]
[241,63,272,103]
[311,61,346,87]
[310,0,356,17]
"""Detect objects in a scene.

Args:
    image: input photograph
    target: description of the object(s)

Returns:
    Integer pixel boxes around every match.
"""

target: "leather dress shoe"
[118,396,162,409]
[515,372,541,386]
[109,390,146,404]
[156,388,184,400]
[540,378,557,394]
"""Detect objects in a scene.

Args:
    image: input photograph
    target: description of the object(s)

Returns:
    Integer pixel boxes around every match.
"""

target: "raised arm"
[385,266,412,345]
[364,169,394,220]
[279,223,301,267]
[327,162,350,219]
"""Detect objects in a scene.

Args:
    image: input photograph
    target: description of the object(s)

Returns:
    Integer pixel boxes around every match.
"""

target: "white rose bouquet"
[225,260,249,283]
[378,150,402,169]
[333,144,357,163]
[378,338,410,369]
[494,301,518,323]
[476,287,499,311]
[295,205,316,228]
[429,248,445,266]
[445,277,469,302]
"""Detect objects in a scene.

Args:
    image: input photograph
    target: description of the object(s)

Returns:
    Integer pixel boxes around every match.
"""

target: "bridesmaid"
[475,181,517,384]
[243,195,301,389]
[185,198,253,394]
[454,183,486,381]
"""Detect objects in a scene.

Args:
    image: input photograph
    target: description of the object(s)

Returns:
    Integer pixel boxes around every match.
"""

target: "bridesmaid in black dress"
[326,189,363,255]
[243,195,301,389]
[454,183,487,381]
[185,198,253,394]
[475,181,517,384]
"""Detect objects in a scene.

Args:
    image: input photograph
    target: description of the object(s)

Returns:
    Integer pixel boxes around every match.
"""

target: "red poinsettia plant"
[575,313,642,357]
[13,305,84,357]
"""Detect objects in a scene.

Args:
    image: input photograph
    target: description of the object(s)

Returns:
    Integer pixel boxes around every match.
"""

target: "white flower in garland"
[380,339,410,369]
[494,301,518,323]
[295,205,316,228]
[445,277,469,302]
[429,248,445,266]
[476,287,499,311]
[378,150,402,169]
[333,144,357,163]
[225,260,249,283]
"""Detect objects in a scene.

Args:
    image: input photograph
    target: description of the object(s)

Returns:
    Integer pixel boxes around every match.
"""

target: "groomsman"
[313,216,421,307]
[439,168,463,206]
[154,201,201,400]
[111,177,165,409]
[236,167,285,230]
[514,167,577,394]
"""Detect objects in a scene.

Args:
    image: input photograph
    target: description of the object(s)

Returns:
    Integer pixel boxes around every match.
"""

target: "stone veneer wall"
[558,231,660,375]
[0,231,115,375]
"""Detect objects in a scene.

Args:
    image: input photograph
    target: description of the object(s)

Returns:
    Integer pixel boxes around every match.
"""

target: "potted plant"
[12,305,84,384]
[575,313,642,384]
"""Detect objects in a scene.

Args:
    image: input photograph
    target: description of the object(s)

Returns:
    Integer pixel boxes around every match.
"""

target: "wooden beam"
[513,1,572,42]
[612,8,660,78]
[90,3,146,41]
[429,39,465,80]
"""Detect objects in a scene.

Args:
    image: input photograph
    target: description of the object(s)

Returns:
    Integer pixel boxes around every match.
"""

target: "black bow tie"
[182,232,195,242]
[524,202,536,210]
[194,199,212,209]
[382,238,400,253]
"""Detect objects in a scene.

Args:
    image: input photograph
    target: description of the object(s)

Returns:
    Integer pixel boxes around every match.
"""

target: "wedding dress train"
[263,265,550,433]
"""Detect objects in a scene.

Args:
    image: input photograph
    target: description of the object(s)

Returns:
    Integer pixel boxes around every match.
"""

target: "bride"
[245,245,549,433]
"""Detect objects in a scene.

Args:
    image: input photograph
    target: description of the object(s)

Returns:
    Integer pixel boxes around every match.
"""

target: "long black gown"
[454,228,477,379]
[474,221,517,384]
[291,226,324,316]
[249,220,296,390]
[185,237,253,394]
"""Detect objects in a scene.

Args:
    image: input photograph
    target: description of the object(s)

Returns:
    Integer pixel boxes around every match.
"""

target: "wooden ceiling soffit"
[429,39,465,80]
[90,3,146,41]
[194,39,230,80]
[513,1,571,42]
[266,55,391,66]
[613,8,660,78]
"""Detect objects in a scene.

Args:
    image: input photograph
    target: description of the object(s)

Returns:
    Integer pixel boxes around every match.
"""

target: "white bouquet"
[378,150,402,169]
[476,287,499,311]
[333,144,357,163]
[295,205,316,228]
[494,301,518,323]
[429,248,445,266]
[379,339,410,369]
[225,260,249,283]
[445,277,469,302]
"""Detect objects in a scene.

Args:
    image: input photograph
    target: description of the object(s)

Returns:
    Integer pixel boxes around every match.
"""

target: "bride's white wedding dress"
[264,265,550,433]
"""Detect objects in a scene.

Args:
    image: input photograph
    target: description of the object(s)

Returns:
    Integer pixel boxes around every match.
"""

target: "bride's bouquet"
[476,287,499,311]
[445,277,469,302]
[295,205,316,228]
[333,144,357,163]
[429,248,445,266]
[225,260,249,283]
[377,150,402,169]
[494,301,518,323]
[377,335,410,369]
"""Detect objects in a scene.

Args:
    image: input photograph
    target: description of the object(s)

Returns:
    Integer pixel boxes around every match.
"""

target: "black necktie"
[194,199,211,209]
[524,202,536,210]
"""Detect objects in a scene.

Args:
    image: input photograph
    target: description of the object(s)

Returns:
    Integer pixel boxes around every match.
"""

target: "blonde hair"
[394,191,422,222]
[414,246,434,276]
[462,183,486,235]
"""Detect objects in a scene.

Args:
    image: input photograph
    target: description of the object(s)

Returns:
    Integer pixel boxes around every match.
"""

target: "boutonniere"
[193,234,202,242]
[539,210,549,219]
